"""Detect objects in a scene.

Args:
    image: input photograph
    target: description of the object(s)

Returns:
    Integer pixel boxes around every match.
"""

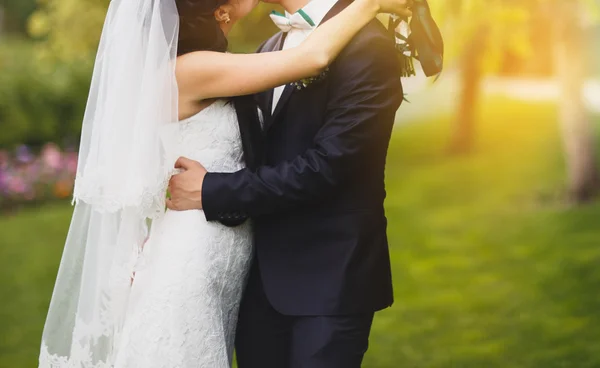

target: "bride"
[39,0,411,367]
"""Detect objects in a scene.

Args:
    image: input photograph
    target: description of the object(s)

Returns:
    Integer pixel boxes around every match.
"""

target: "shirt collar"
[285,0,339,28]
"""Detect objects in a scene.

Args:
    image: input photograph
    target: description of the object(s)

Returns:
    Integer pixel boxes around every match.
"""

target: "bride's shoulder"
[177,50,223,68]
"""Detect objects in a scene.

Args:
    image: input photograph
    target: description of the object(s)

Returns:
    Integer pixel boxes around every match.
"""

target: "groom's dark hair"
[175,0,229,55]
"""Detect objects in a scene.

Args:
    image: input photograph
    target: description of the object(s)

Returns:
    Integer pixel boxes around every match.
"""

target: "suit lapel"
[265,0,351,131]
[258,32,287,129]
[267,84,294,130]
[267,30,294,130]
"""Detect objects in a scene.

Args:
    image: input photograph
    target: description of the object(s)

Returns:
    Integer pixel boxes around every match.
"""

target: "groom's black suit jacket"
[204,0,403,316]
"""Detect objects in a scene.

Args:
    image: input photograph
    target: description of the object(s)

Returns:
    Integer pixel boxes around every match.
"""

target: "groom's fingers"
[166,198,178,210]
[396,8,412,17]
[168,175,178,192]
[166,198,174,210]
[166,197,195,211]
[396,0,413,17]
[175,157,208,174]
[175,156,194,170]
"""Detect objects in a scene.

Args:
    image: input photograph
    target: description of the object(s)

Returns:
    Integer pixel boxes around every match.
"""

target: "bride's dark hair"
[175,0,229,55]
[174,0,261,173]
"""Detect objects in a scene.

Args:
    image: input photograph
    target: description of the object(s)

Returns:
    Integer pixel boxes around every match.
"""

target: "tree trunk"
[449,26,486,154]
[0,6,4,36]
[554,2,599,203]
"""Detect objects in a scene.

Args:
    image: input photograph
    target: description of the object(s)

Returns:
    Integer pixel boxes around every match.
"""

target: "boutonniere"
[292,67,329,91]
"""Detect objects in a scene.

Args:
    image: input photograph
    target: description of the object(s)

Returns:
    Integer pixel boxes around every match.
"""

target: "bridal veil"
[40,0,180,366]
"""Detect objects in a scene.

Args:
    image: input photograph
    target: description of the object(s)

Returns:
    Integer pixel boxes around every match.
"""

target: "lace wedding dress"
[40,99,253,368]
[113,100,253,368]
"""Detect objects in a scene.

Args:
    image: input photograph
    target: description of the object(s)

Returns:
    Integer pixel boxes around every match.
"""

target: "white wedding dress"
[39,2,254,366]
[112,99,253,368]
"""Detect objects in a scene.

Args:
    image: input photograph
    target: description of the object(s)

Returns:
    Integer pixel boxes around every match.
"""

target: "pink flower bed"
[0,143,78,207]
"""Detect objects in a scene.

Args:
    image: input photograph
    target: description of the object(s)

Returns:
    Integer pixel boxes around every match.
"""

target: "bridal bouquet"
[389,0,444,78]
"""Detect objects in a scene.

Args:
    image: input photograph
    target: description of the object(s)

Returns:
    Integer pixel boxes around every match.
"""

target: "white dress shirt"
[271,0,339,112]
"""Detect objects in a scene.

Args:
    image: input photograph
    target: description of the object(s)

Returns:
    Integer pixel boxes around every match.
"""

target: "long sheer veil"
[39,0,180,366]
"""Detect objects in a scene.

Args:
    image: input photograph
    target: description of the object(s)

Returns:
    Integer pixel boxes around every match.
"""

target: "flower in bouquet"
[292,68,329,91]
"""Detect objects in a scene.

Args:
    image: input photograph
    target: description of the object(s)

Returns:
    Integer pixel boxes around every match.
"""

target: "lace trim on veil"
[39,241,148,368]
[40,342,112,368]
[72,167,176,220]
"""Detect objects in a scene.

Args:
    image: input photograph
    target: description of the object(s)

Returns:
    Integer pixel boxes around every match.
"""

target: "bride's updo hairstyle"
[175,0,229,55]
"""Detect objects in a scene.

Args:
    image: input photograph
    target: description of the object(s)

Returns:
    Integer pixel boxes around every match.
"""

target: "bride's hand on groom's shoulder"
[166,157,207,211]
[372,0,412,17]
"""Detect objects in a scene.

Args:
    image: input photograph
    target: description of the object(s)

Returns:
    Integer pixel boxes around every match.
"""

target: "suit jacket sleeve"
[202,27,402,222]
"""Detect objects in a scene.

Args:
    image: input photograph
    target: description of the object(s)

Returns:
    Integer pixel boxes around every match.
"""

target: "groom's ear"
[214,5,233,24]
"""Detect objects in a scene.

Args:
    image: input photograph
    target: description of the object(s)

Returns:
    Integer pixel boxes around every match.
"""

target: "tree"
[18,0,278,147]
[0,0,37,34]
[430,0,532,153]
[551,0,599,202]
[432,0,600,202]
[28,0,109,62]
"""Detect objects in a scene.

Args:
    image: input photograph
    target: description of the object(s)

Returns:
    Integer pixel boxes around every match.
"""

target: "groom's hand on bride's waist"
[166,157,207,211]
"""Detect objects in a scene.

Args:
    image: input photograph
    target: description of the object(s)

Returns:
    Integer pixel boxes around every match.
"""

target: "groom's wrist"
[202,169,253,226]
[201,172,221,221]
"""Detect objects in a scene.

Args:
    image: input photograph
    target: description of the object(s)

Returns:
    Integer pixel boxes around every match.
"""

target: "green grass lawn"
[2,98,600,367]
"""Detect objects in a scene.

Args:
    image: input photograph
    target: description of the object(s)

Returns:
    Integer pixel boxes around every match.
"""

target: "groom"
[168,0,404,365]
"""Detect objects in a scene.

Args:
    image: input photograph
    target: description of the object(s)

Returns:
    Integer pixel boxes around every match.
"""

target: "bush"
[0,39,92,148]
[0,143,77,210]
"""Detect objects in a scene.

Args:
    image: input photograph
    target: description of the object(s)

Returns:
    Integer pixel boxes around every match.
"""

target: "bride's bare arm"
[176,0,410,101]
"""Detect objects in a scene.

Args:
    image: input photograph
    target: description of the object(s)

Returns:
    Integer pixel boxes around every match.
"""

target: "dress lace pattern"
[40,100,253,368]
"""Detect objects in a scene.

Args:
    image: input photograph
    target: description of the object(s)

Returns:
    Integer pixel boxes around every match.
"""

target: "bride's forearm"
[299,0,380,68]
[176,0,408,101]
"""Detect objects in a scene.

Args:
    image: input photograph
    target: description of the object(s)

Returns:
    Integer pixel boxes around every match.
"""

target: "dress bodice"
[173,99,245,173]
[40,102,253,368]
[112,99,253,368]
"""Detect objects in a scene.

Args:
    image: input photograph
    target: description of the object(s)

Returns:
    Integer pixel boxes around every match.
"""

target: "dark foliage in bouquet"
[389,0,444,78]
